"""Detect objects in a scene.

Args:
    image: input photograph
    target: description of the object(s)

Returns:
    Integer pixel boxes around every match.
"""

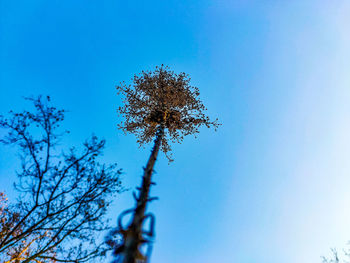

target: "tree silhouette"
[108,66,219,263]
[0,96,123,263]
[0,192,54,263]
[323,247,350,263]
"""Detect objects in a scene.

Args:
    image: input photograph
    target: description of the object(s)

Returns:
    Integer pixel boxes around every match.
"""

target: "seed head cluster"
[116,65,219,160]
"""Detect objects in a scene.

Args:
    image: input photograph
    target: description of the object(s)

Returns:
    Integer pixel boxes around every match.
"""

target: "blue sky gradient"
[1,1,350,262]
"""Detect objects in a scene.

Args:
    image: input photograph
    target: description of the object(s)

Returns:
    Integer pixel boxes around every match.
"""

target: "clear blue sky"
[1,1,350,262]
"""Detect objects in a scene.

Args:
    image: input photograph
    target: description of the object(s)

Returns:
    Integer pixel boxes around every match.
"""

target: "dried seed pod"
[116,65,220,161]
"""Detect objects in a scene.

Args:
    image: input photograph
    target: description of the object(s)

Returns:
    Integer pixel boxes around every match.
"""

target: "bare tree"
[323,247,350,263]
[0,96,123,262]
[107,66,219,263]
[1,192,53,263]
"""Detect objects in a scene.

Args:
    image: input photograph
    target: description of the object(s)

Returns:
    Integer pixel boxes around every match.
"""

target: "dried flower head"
[116,65,219,160]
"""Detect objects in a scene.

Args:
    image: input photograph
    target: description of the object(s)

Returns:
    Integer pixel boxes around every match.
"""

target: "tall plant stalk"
[108,66,220,263]
[121,126,164,263]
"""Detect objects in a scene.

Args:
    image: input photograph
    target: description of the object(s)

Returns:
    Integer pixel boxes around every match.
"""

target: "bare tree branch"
[0,96,124,263]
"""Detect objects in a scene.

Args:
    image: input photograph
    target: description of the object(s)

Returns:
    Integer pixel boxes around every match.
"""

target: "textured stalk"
[121,126,164,263]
